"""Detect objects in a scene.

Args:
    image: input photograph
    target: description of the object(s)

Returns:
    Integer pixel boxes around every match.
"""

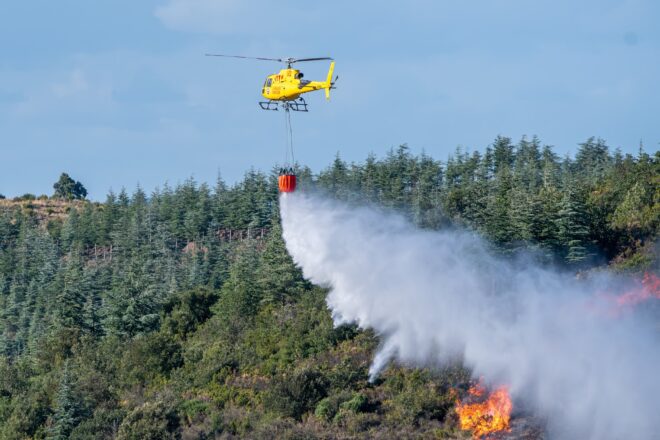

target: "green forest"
[0,136,658,439]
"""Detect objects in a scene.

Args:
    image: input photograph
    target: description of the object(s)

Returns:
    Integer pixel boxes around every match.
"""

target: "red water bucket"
[278,174,296,193]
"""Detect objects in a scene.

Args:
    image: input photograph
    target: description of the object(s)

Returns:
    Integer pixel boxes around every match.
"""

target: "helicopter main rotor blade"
[290,57,334,63]
[205,54,283,62]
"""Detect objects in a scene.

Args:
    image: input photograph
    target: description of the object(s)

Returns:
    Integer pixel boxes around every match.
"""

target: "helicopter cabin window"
[266,78,272,87]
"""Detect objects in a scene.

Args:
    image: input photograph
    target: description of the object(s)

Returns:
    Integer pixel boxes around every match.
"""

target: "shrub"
[15,193,35,201]
[70,408,126,440]
[265,369,329,420]
[162,288,219,340]
[383,369,456,425]
[340,393,368,413]
[314,390,362,422]
[116,400,178,440]
[319,392,372,427]
[314,398,335,421]
[120,333,182,385]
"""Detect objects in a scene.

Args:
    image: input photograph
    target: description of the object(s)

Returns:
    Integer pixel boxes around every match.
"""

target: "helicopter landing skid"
[259,99,309,112]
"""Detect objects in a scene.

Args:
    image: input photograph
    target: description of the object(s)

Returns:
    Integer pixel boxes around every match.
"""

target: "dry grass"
[0,198,93,226]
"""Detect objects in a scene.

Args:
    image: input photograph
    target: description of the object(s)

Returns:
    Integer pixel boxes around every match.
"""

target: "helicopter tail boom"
[324,61,335,100]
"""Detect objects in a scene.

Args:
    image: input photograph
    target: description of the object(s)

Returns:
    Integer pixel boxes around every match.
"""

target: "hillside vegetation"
[0,136,658,439]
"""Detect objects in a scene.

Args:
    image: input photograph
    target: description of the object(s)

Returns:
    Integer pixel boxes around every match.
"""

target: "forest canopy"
[0,136,657,439]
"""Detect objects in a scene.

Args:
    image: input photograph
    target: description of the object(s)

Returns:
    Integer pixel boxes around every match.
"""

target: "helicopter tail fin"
[324,61,335,100]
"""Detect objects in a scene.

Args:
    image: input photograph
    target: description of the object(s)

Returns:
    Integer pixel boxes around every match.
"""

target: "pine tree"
[540,145,560,189]
[513,135,541,192]
[360,153,381,203]
[102,221,173,337]
[214,241,261,334]
[55,248,86,330]
[75,203,97,249]
[484,165,515,248]
[509,187,534,243]
[48,362,81,439]
[411,153,444,229]
[492,136,515,174]
[381,144,416,210]
[212,172,229,227]
[99,190,119,245]
[556,184,591,265]
[207,239,230,290]
[81,267,104,337]
[575,137,611,186]
[60,208,80,252]
[318,153,350,199]
[530,187,561,258]
[184,183,212,239]
[257,220,306,305]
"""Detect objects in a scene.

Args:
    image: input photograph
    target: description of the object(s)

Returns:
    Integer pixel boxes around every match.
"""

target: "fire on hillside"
[456,380,512,439]
[615,272,660,307]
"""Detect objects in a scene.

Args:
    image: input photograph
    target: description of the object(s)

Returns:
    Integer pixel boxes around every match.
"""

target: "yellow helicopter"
[205,54,337,111]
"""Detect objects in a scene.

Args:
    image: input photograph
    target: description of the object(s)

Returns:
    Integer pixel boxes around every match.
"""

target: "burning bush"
[456,381,512,439]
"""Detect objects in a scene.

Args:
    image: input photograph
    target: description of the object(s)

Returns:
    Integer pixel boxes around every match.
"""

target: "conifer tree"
[513,136,541,192]
[60,208,81,251]
[484,165,515,248]
[257,219,306,305]
[81,267,104,337]
[99,190,119,245]
[212,172,229,227]
[556,184,591,265]
[360,153,381,203]
[540,146,560,189]
[530,187,561,257]
[575,137,611,186]
[48,362,81,439]
[492,136,515,174]
[318,153,350,199]
[214,241,261,334]
[55,248,86,331]
[412,153,444,228]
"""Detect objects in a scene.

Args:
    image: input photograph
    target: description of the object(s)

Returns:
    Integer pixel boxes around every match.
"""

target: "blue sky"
[1,0,658,199]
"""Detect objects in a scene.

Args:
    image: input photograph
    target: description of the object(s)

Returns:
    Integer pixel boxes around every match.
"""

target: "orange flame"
[616,272,660,307]
[456,382,512,438]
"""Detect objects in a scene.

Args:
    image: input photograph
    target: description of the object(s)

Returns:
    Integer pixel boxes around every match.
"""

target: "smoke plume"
[280,192,660,440]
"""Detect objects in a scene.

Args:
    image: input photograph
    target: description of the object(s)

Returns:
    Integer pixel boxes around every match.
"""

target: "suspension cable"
[287,107,295,166]
[282,105,295,170]
[283,106,290,167]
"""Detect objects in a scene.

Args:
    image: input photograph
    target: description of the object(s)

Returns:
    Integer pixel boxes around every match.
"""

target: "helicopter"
[205,54,337,111]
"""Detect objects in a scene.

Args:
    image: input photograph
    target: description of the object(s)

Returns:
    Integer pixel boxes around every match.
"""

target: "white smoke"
[280,192,660,440]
